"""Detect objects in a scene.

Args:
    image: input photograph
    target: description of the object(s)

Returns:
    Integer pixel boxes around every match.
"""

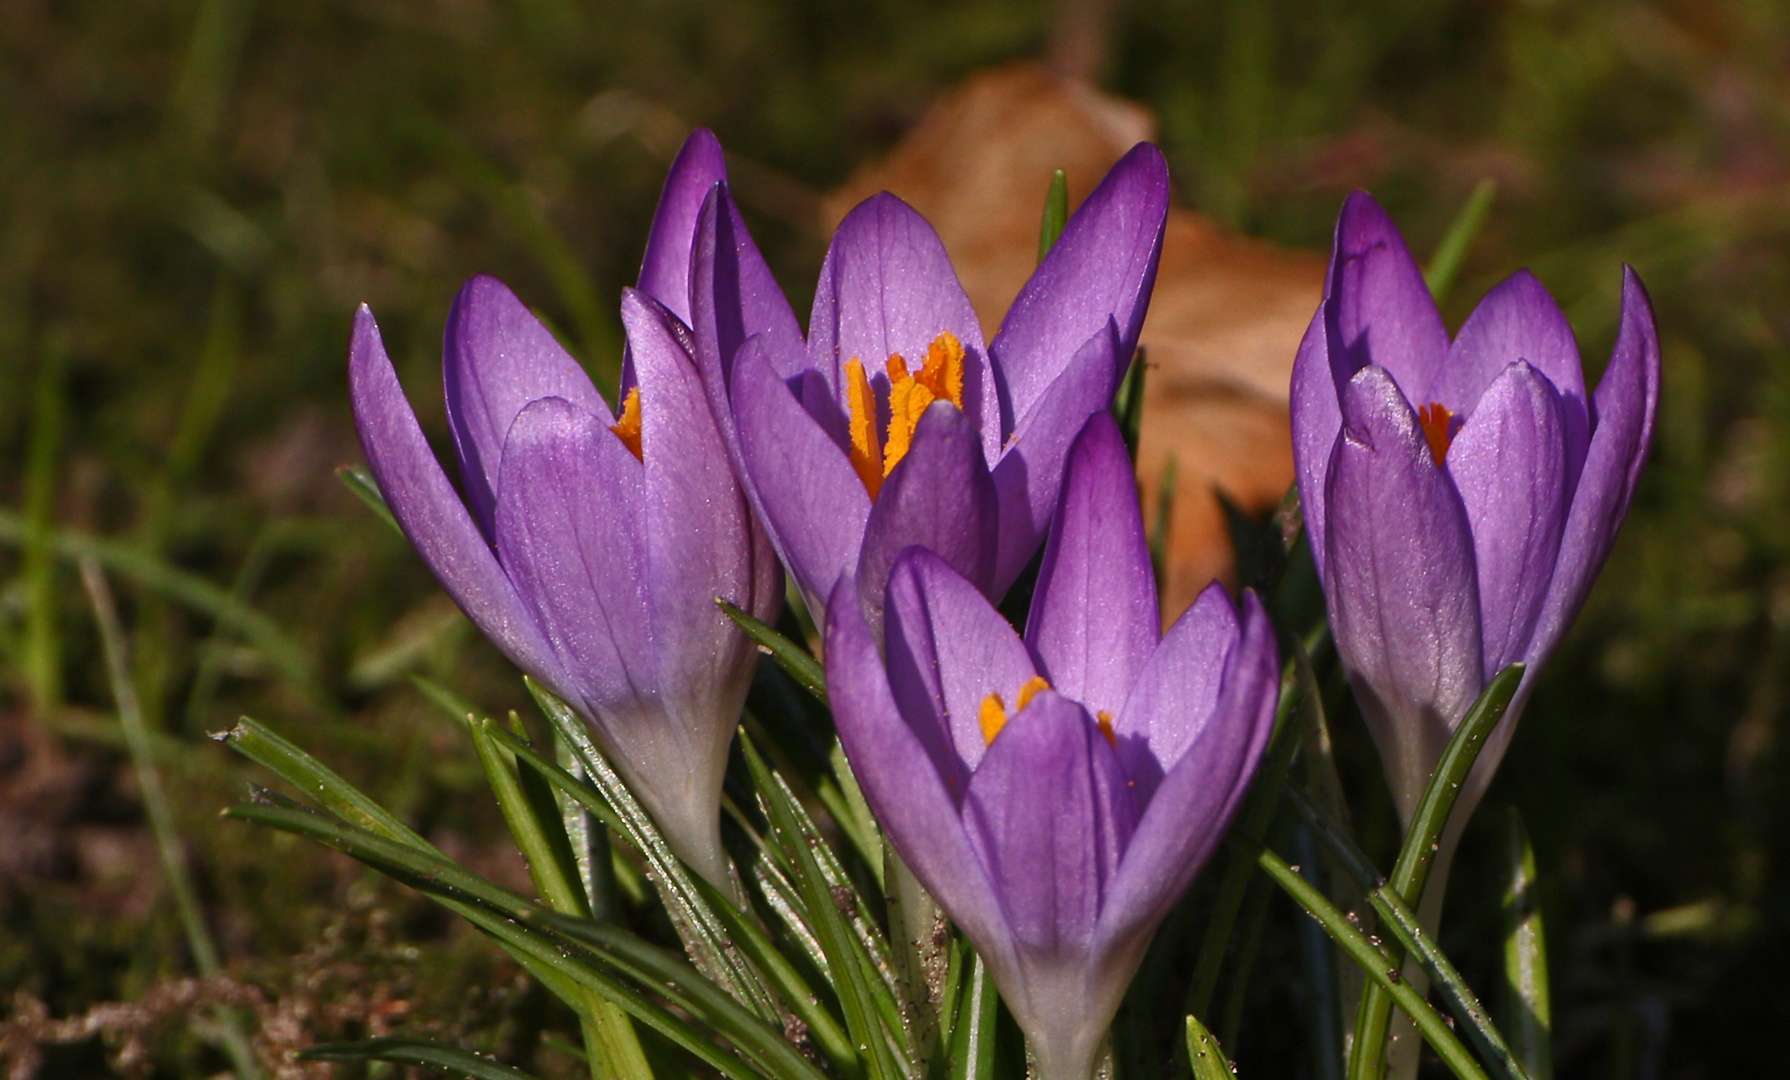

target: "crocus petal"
[1445,360,1570,676]
[857,401,1001,629]
[493,396,655,724]
[637,129,727,326]
[991,144,1169,427]
[690,183,807,395]
[1324,191,1449,401]
[1026,412,1158,721]
[625,290,762,716]
[884,547,1040,782]
[808,193,998,464]
[824,576,1019,975]
[730,336,871,616]
[991,323,1121,594]
[442,275,612,538]
[1290,304,1342,578]
[348,305,565,687]
[1095,590,1277,955]
[1436,270,1589,483]
[961,690,1135,956]
[1326,364,1484,822]
[1108,582,1241,804]
[1528,268,1661,666]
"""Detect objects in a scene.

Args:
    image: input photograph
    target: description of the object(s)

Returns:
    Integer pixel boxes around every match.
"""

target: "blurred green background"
[2,0,1787,1076]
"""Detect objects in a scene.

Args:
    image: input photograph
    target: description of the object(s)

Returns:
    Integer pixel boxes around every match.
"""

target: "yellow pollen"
[842,332,966,498]
[979,674,1053,747]
[1096,710,1116,748]
[611,386,644,461]
[1417,402,1455,465]
[845,358,884,497]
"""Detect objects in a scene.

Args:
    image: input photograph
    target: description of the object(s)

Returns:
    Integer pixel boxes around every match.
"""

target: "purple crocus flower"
[1291,191,1660,831]
[688,145,1169,627]
[825,414,1280,1080]
[347,133,780,888]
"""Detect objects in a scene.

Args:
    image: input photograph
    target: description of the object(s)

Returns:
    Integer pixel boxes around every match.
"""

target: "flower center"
[978,674,1051,746]
[1417,402,1455,465]
[611,386,644,461]
[844,331,966,498]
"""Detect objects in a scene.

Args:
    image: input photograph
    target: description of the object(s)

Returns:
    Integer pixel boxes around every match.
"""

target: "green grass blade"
[720,598,827,703]
[228,801,825,1080]
[0,510,326,709]
[22,333,67,715]
[1238,833,1493,1080]
[946,951,998,1080]
[1500,809,1552,1080]
[300,1037,548,1080]
[742,734,908,1080]
[1037,169,1069,263]
[336,464,402,536]
[1183,1013,1233,1080]
[1287,788,1531,1080]
[1424,178,1498,304]
[1111,348,1148,464]
[1351,664,1525,1080]
[526,679,779,1019]
[221,715,435,851]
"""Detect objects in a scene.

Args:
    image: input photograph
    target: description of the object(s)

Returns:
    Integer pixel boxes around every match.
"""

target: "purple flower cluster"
[346,129,1656,1080]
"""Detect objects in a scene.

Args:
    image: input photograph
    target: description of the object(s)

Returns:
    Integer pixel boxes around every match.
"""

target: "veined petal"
[348,306,565,688]
[1445,360,1570,676]
[1528,268,1660,666]
[991,144,1169,428]
[1026,413,1158,722]
[857,401,1000,631]
[1109,582,1241,804]
[1095,590,1277,957]
[731,336,871,618]
[884,547,1040,784]
[494,396,654,725]
[1324,192,1449,401]
[1437,270,1589,483]
[824,577,1019,975]
[961,690,1136,956]
[991,323,1121,595]
[1326,364,1484,821]
[809,193,997,464]
[1290,302,1342,578]
[443,275,611,538]
[638,129,727,326]
[690,183,806,395]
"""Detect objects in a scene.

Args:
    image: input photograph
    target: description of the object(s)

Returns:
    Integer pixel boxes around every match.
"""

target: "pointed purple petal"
[494,396,654,722]
[730,336,871,618]
[1109,582,1241,804]
[884,547,1040,783]
[991,144,1169,427]
[1528,268,1661,665]
[824,576,1019,974]
[348,305,566,687]
[1095,590,1277,954]
[809,193,998,464]
[962,690,1136,956]
[1290,302,1341,579]
[638,129,728,325]
[1437,270,1589,482]
[857,401,1001,630]
[1325,192,1449,402]
[1326,364,1484,815]
[442,275,610,538]
[991,324,1121,594]
[1445,360,1570,676]
[1026,413,1158,722]
[690,184,806,394]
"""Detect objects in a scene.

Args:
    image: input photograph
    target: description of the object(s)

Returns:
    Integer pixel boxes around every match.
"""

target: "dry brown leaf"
[825,62,1323,619]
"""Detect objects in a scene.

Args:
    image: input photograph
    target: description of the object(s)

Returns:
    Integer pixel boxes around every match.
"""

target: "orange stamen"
[844,357,884,498]
[881,332,966,480]
[979,674,1052,747]
[1096,710,1116,748]
[611,386,644,460]
[1417,403,1456,464]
